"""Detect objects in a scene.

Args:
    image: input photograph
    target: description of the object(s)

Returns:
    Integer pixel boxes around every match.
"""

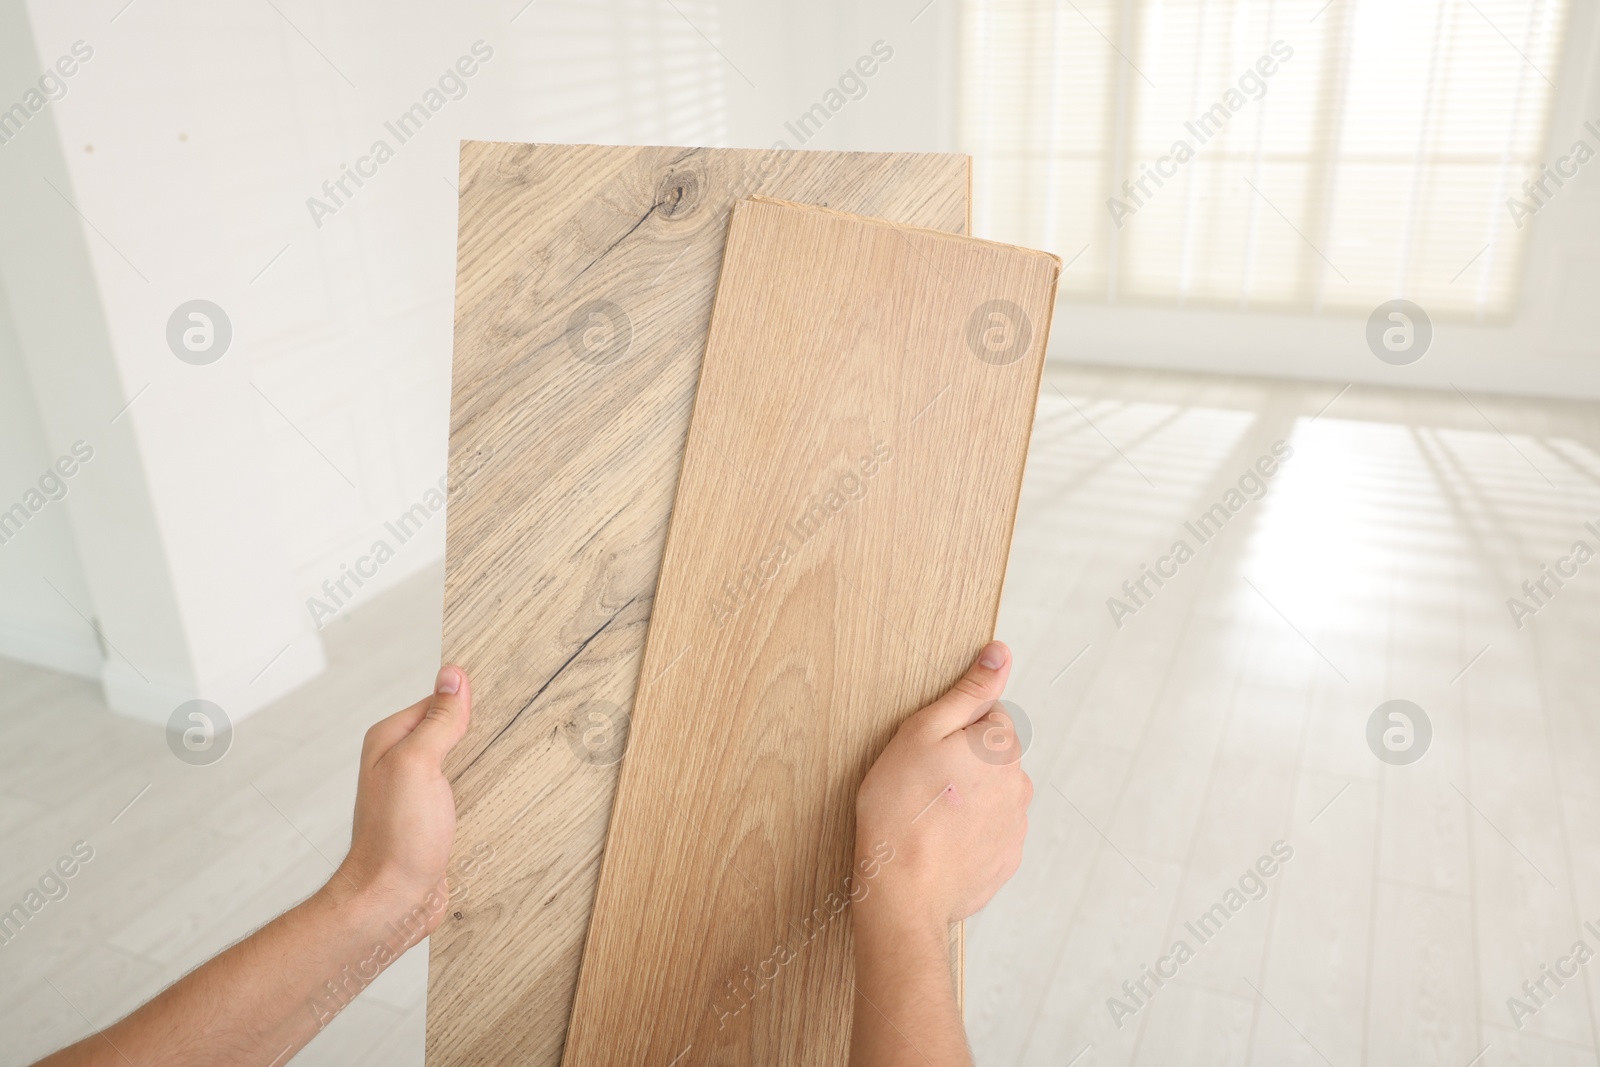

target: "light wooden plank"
[1249,773,1377,1067]
[1365,883,1479,1065]
[428,144,971,1067]
[1132,984,1255,1066]
[561,197,1059,1066]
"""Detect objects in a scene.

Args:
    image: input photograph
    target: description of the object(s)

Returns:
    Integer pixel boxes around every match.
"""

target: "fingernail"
[978,642,1005,670]
[436,665,462,694]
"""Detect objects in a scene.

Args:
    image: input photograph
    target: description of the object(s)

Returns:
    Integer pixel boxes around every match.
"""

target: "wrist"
[314,867,449,952]
[854,860,946,932]
[306,876,385,950]
[854,895,949,967]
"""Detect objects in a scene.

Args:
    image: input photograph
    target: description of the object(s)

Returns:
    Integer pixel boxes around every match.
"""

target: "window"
[960,0,1570,318]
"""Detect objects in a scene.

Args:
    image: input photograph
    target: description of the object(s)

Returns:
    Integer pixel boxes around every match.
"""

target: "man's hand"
[335,664,472,931]
[850,641,1032,1067]
[855,640,1032,929]
[35,666,473,1067]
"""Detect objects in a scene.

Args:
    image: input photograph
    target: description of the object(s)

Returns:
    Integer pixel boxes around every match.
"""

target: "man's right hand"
[850,640,1033,1066]
[854,639,1032,933]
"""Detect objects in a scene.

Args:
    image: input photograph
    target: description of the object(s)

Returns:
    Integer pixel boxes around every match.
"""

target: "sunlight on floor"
[975,363,1600,1067]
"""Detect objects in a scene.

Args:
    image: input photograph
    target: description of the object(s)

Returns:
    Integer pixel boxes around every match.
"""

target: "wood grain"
[428,144,970,1067]
[561,197,1060,1067]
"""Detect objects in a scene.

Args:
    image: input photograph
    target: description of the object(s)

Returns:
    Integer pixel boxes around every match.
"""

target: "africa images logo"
[1365,700,1430,766]
[166,700,233,766]
[166,300,232,365]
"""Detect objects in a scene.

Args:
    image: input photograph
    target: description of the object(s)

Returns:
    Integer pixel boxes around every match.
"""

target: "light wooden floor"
[970,364,1600,1067]
[5,363,1600,1066]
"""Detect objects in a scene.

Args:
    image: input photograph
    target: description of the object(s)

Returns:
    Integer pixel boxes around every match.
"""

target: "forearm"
[850,911,971,1067]
[38,877,432,1067]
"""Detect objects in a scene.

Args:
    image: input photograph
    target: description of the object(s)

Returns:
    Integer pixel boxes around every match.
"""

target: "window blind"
[960,0,1570,319]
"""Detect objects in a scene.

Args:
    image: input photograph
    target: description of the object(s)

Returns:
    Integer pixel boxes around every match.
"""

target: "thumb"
[394,664,472,766]
[911,641,1011,738]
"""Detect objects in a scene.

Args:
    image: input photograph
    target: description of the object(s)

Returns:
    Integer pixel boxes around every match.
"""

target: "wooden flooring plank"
[560,197,1059,1067]
[428,145,971,1067]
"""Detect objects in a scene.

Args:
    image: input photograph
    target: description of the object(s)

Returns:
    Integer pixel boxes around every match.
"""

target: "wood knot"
[654,166,703,220]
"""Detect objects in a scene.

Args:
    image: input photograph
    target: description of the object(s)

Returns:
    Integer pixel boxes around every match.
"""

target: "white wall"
[0,279,100,678]
[715,0,959,153]
[1,0,333,723]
